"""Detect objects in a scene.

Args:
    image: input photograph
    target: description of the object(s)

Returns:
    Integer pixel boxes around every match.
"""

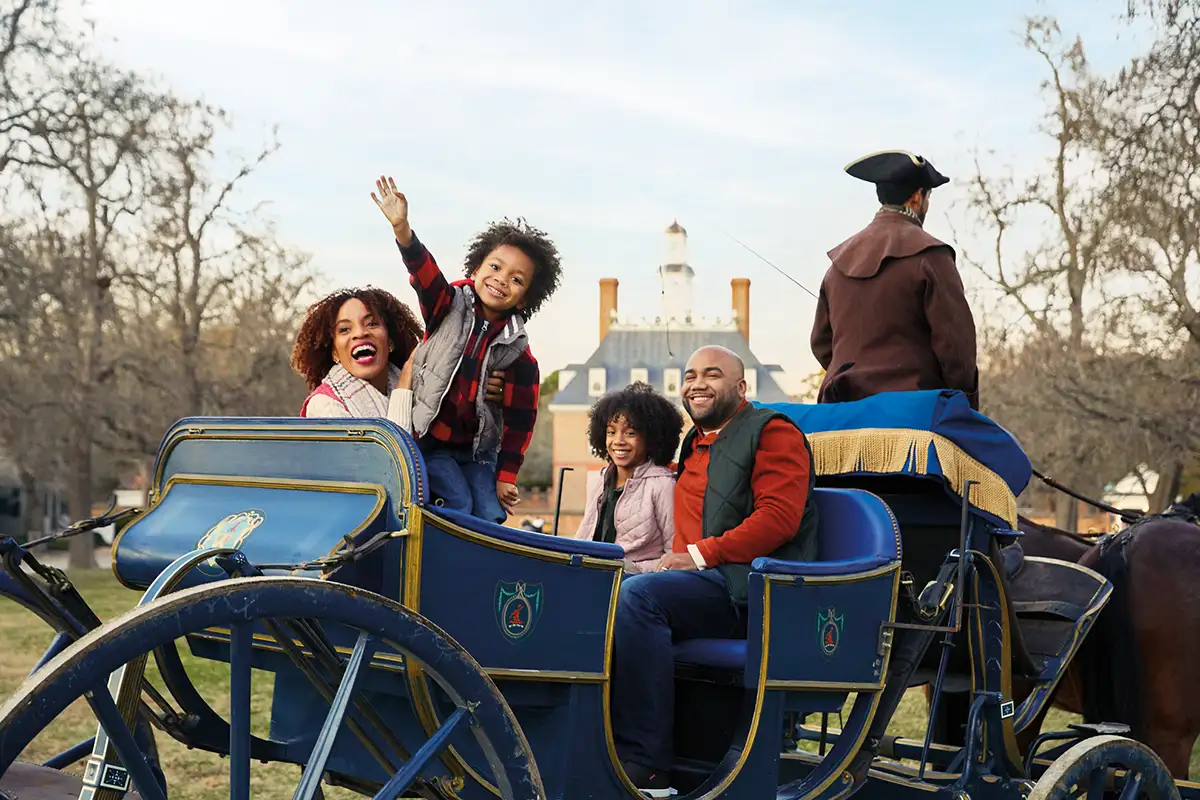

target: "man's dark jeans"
[611,569,747,772]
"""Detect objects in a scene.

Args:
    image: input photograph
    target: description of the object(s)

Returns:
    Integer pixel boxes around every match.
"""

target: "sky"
[71,0,1153,394]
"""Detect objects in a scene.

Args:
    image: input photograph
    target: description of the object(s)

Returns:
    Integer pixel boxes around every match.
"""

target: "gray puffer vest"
[409,283,529,459]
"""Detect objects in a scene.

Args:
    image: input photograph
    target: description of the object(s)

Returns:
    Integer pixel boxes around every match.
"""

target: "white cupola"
[657,220,694,325]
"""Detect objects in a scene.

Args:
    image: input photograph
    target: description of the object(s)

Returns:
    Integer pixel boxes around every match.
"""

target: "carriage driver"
[610,345,819,797]
[810,150,980,410]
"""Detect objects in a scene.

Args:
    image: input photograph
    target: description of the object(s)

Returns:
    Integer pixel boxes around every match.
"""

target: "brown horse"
[925,505,1200,779]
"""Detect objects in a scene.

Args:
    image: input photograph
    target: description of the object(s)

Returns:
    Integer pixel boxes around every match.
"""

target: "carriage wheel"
[0,577,545,800]
[1028,735,1179,800]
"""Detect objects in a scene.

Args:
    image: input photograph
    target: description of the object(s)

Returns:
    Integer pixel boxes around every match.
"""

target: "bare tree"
[7,54,159,568]
[0,0,75,177]
[136,98,282,414]
[959,17,1129,528]
[1045,0,1200,503]
[0,221,72,537]
[960,17,1118,348]
[0,4,318,558]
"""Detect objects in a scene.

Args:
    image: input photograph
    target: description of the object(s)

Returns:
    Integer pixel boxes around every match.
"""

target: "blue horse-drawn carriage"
[0,390,1183,799]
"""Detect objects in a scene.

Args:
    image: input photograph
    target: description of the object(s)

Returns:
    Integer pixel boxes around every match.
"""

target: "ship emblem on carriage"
[495,581,543,641]
[195,510,266,575]
[817,607,843,657]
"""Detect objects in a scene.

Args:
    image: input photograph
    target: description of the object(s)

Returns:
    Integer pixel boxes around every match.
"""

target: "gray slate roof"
[550,328,791,407]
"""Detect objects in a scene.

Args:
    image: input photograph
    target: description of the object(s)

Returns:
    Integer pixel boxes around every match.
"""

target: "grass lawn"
[0,569,1188,797]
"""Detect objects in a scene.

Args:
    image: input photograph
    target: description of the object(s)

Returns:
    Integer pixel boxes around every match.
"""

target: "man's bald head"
[685,345,744,381]
[681,345,747,428]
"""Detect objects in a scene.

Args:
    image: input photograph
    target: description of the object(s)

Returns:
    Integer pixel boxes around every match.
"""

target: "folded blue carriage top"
[757,389,1031,529]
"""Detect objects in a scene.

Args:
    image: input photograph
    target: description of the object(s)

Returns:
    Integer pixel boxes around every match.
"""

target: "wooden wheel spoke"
[266,617,414,766]
[373,706,473,800]
[1120,772,1146,800]
[229,623,254,800]
[262,617,402,775]
[294,630,376,800]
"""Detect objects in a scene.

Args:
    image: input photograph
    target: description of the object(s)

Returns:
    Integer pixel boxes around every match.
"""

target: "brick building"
[547,221,792,516]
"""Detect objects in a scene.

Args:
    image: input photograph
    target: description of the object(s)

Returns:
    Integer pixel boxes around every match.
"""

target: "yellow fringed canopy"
[807,428,1019,529]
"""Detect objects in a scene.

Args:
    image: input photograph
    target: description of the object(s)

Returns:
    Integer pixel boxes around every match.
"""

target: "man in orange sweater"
[610,345,819,796]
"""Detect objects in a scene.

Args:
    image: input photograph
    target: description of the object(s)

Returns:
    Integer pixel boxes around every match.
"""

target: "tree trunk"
[183,349,203,414]
[1150,461,1184,512]
[66,184,103,569]
[1055,495,1080,532]
[66,407,95,569]
[18,468,39,541]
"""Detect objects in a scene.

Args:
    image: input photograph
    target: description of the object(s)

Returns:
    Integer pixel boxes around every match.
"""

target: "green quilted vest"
[677,404,819,604]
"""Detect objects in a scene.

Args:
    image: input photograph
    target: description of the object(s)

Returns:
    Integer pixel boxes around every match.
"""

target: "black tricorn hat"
[844,150,949,190]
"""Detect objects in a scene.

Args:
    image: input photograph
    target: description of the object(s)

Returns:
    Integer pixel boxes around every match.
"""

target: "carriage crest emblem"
[495,581,543,641]
[817,607,843,656]
[196,510,265,575]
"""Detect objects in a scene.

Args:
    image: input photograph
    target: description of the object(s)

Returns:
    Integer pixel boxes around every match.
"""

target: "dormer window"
[589,367,607,397]
[664,368,681,396]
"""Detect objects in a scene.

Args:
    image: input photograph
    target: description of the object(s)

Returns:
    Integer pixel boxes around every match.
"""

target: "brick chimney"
[731,278,750,343]
[599,277,618,340]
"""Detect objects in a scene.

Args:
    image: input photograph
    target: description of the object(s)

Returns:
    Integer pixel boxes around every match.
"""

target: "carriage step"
[1069,722,1131,737]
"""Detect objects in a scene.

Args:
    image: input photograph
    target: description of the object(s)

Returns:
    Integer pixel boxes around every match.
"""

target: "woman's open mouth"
[350,343,378,365]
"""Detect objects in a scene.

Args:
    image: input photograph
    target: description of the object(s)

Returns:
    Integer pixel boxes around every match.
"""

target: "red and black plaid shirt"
[398,234,540,485]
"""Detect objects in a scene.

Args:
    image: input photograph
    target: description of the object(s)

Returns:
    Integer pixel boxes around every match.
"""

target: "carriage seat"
[674,488,900,674]
[432,507,626,560]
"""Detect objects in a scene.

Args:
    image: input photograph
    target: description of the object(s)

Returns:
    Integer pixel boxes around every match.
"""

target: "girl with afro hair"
[572,382,684,573]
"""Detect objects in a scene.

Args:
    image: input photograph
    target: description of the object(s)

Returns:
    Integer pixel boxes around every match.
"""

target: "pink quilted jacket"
[572,462,676,573]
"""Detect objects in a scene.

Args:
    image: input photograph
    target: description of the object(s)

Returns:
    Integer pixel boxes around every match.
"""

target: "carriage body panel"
[7,389,1164,800]
[103,409,909,797]
[412,506,623,678]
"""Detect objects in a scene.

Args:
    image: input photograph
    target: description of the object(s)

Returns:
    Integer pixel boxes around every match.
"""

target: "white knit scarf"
[321,362,401,417]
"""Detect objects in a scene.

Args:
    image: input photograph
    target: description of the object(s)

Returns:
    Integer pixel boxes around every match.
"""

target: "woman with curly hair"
[292,286,425,424]
[573,382,684,574]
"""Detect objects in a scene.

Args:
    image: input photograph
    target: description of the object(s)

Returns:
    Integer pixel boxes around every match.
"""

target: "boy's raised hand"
[371,175,412,246]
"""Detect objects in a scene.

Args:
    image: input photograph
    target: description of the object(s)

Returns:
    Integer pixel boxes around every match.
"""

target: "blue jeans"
[610,570,745,772]
[420,443,507,524]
